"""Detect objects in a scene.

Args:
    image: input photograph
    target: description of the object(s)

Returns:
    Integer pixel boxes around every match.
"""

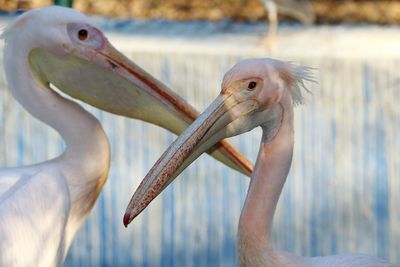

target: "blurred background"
[0,0,399,266]
[2,0,400,23]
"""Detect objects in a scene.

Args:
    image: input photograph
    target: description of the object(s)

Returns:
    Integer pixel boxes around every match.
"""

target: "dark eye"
[78,29,88,41]
[247,81,257,90]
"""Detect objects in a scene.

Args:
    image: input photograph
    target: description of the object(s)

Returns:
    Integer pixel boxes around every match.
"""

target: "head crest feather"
[276,61,316,105]
[222,58,316,105]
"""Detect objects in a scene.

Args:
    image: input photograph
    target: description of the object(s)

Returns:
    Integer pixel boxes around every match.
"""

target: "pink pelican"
[124,58,390,266]
[0,6,252,266]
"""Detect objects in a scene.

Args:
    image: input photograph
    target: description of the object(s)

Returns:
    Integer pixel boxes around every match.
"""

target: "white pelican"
[124,58,390,266]
[0,6,252,266]
[260,0,315,47]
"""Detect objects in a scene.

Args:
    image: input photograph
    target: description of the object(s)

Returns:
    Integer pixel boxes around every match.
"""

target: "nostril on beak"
[107,59,118,70]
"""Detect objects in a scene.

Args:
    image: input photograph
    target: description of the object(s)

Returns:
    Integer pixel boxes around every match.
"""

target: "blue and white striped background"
[1,38,399,266]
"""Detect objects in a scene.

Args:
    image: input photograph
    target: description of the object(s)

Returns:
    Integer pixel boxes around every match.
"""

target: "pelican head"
[1,6,253,180]
[124,58,313,226]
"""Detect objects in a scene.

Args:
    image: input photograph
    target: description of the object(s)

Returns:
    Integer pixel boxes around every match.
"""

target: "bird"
[0,6,252,266]
[260,0,315,48]
[124,58,390,266]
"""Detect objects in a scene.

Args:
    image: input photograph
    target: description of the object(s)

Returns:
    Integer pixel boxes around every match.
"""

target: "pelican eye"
[247,81,257,90]
[78,29,88,41]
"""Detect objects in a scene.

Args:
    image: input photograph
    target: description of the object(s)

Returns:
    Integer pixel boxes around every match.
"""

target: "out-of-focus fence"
[0,17,399,266]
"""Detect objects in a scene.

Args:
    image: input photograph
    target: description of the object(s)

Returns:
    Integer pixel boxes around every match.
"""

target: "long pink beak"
[123,89,273,226]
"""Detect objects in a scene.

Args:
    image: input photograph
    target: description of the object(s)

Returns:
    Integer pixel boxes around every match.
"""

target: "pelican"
[260,0,315,47]
[0,6,252,266]
[124,58,390,266]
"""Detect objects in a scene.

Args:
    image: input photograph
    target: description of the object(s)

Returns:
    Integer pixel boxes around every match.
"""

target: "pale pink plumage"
[228,59,390,267]
[126,58,391,267]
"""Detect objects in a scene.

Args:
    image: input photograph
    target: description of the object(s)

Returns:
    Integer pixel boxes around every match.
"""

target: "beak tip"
[123,212,132,227]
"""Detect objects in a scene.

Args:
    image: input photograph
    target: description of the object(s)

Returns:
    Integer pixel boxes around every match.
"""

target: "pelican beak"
[123,90,280,226]
[27,38,253,178]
